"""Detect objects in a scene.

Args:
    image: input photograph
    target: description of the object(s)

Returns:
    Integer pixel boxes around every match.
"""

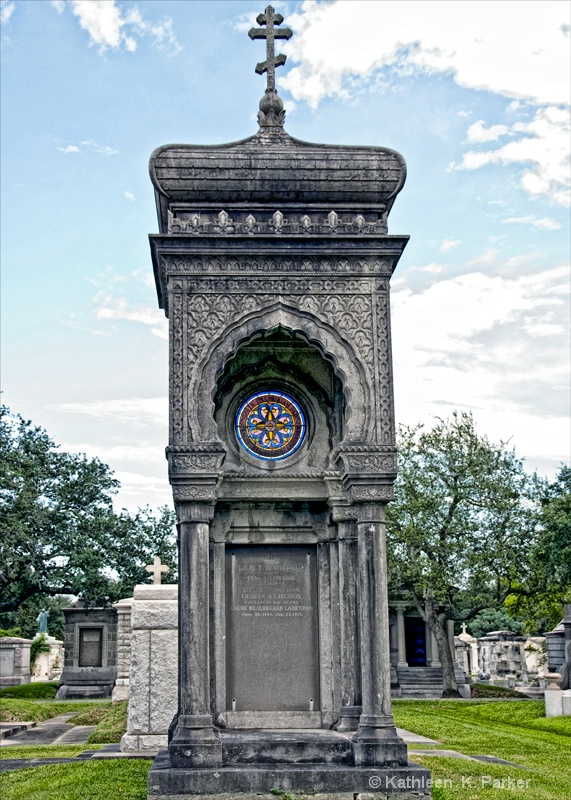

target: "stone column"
[447,619,455,657]
[352,502,407,767]
[394,603,408,668]
[429,629,442,667]
[169,501,221,767]
[332,508,361,732]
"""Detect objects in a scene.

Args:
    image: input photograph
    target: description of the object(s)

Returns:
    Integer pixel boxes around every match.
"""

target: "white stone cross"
[145,556,169,585]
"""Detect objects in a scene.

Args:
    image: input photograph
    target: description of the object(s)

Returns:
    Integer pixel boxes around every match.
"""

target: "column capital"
[177,501,216,523]
[354,502,386,523]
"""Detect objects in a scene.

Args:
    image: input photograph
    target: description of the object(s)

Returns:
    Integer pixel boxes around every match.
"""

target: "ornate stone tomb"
[147,5,430,798]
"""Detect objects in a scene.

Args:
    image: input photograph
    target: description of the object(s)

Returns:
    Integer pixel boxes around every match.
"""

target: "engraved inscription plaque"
[226,545,319,711]
[78,627,103,668]
[0,648,15,676]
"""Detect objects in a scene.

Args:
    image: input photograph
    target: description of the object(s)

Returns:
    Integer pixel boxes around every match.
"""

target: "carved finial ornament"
[249,5,292,128]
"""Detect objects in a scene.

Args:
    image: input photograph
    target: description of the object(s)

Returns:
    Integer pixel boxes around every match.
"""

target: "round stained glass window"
[235,391,306,461]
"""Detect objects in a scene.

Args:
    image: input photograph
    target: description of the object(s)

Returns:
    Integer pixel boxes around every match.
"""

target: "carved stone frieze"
[162,253,394,277]
[350,484,394,503]
[167,208,389,236]
[374,287,395,445]
[172,484,218,503]
[336,447,397,474]
[171,292,184,443]
[186,292,375,377]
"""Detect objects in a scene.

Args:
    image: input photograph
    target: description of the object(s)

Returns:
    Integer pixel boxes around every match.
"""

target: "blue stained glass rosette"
[235,391,306,460]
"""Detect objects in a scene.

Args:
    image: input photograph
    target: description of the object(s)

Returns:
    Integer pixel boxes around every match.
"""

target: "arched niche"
[189,302,373,444]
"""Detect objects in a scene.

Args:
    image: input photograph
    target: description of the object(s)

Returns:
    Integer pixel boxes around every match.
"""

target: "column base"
[353,715,408,767]
[169,714,222,768]
[335,705,361,731]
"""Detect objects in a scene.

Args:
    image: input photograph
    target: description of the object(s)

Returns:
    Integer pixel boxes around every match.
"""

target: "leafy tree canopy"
[387,411,542,694]
[0,405,177,618]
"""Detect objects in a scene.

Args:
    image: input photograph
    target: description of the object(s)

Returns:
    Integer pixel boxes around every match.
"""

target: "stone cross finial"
[461,623,468,635]
[145,556,169,585]
[249,5,292,92]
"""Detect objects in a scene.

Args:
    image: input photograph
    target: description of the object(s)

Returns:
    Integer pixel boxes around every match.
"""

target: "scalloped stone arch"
[189,301,373,443]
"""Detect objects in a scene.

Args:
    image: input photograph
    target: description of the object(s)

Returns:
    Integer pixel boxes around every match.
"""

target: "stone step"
[220,730,354,766]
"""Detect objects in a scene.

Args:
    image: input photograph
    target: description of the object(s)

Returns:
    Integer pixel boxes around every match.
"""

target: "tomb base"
[148,753,431,799]
[148,731,430,799]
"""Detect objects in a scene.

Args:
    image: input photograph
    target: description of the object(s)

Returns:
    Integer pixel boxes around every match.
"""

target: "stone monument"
[147,6,430,797]
[121,558,178,752]
[0,637,32,688]
[56,602,118,699]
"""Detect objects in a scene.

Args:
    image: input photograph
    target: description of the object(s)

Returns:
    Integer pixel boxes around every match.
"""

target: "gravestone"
[121,559,178,752]
[147,6,430,797]
[0,637,32,687]
[56,604,117,698]
[478,630,528,687]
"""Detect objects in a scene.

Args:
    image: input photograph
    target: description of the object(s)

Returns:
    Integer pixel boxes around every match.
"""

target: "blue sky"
[1,0,569,511]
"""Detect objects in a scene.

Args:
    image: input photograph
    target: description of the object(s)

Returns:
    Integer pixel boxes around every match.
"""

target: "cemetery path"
[0,713,95,748]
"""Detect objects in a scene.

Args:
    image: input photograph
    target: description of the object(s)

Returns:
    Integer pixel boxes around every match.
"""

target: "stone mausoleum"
[147,7,430,798]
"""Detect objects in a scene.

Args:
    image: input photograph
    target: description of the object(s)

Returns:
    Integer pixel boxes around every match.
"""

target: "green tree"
[0,405,176,616]
[386,412,541,696]
[505,464,571,633]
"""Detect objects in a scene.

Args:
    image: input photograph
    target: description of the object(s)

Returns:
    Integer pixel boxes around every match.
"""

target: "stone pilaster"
[111,597,132,702]
[330,501,361,732]
[169,499,222,767]
[351,501,407,767]
[394,602,408,668]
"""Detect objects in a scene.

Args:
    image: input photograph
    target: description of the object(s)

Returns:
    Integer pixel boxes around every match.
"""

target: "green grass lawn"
[0,682,60,700]
[0,699,111,724]
[392,700,570,799]
[0,700,568,800]
[0,760,152,800]
[0,745,104,759]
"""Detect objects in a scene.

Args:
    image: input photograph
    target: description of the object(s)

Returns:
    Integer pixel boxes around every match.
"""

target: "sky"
[1,0,569,512]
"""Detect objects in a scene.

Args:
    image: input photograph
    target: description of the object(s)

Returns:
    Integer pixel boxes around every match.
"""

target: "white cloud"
[124,190,135,202]
[55,0,181,55]
[282,1,569,107]
[455,105,570,206]
[392,263,570,472]
[392,264,569,406]
[0,0,15,25]
[55,397,168,428]
[502,215,561,230]
[81,138,118,156]
[281,1,570,205]
[440,239,461,254]
[57,140,118,156]
[466,120,510,143]
[94,296,168,339]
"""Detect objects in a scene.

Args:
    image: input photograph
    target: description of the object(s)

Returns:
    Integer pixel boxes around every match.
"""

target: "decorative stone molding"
[167,209,389,237]
[167,444,226,476]
[336,446,397,474]
[350,484,394,503]
[172,485,218,503]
